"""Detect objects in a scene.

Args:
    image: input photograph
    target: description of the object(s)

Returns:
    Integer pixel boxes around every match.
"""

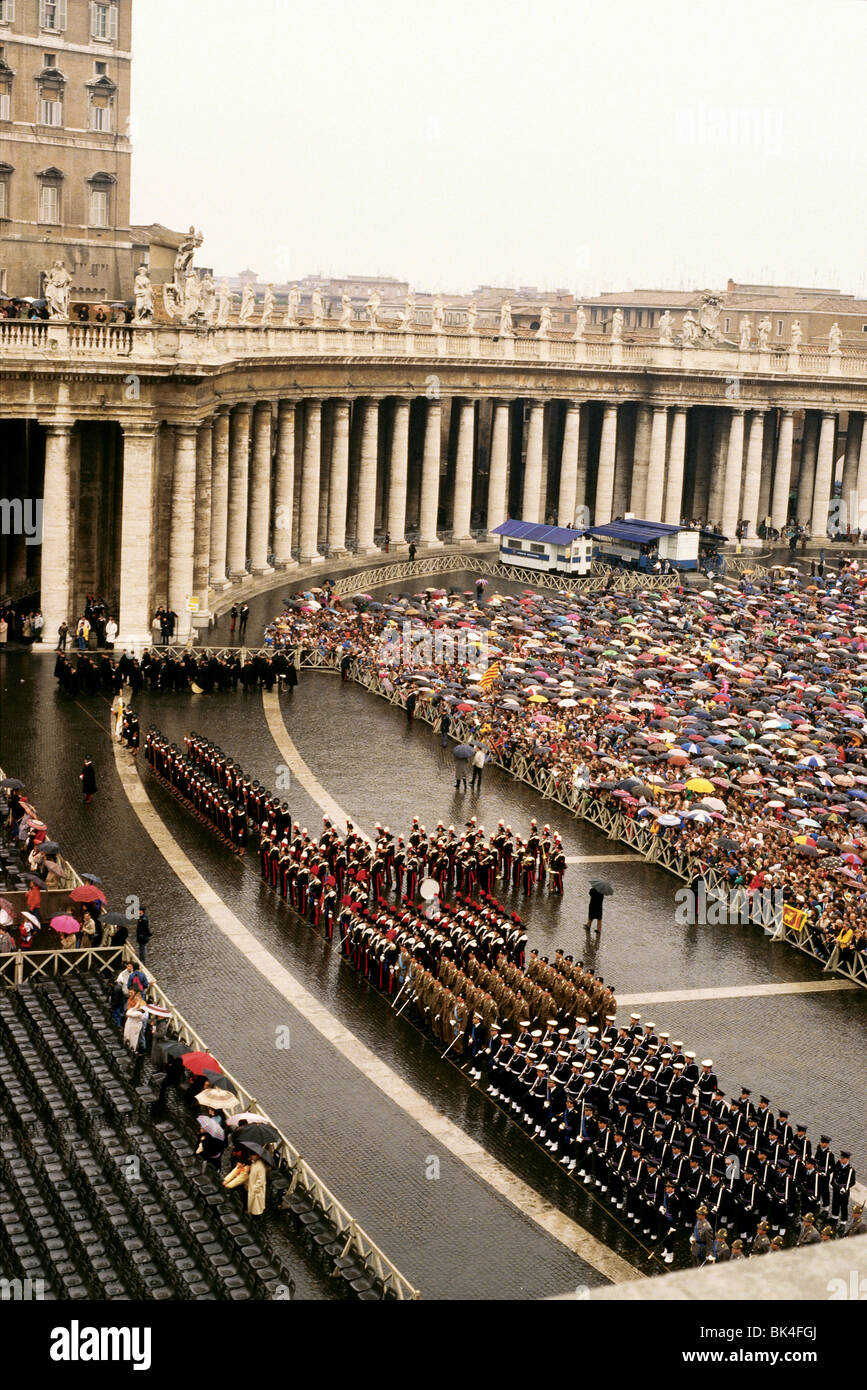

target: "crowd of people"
[255,561,867,975]
[0,605,44,647]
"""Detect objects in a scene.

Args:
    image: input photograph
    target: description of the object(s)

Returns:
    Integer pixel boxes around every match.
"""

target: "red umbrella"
[181,1050,220,1076]
[69,884,108,904]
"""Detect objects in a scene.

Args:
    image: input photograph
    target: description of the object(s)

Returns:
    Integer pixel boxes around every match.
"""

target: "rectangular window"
[0,1,14,24]
[90,2,117,40]
[95,61,107,75]
[0,269,7,294]
[43,52,56,65]
[89,187,108,226]
[529,543,546,555]
[39,183,59,223]
[0,181,7,218]
[89,100,111,131]
[0,89,9,120]
[724,317,730,333]
[776,319,783,337]
[648,311,654,328]
[40,0,66,32]
[40,96,62,125]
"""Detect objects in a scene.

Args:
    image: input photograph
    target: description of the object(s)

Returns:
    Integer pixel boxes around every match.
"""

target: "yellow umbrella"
[685,777,715,794]
[527,693,549,703]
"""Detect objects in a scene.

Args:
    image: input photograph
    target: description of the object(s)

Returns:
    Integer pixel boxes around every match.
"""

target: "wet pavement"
[2,562,866,1298]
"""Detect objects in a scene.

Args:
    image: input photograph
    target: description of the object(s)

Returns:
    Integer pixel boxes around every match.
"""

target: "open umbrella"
[233,1120,280,1146]
[20,872,47,887]
[101,910,130,926]
[197,1115,225,1140]
[238,1140,275,1167]
[0,777,26,790]
[202,1068,238,1094]
[197,1087,239,1112]
[80,873,103,885]
[589,879,613,895]
[182,1050,221,1076]
[50,914,80,934]
[69,884,108,904]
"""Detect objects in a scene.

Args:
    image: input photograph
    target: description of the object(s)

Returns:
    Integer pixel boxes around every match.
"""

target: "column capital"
[121,421,159,439]
[169,421,199,440]
[779,406,796,418]
[821,409,837,421]
[729,406,746,416]
[232,401,253,418]
[38,419,74,435]
[253,398,273,414]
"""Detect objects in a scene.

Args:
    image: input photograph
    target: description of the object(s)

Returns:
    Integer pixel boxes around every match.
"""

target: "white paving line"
[262,692,373,845]
[617,980,859,1006]
[117,734,637,1285]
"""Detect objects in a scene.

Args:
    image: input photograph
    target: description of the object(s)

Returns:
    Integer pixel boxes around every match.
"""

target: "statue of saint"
[738,315,752,350]
[44,259,71,319]
[174,226,202,283]
[311,288,324,326]
[681,310,698,346]
[366,290,381,330]
[611,307,624,343]
[201,271,217,324]
[499,300,513,337]
[401,293,416,331]
[339,291,353,329]
[182,270,203,324]
[790,319,802,350]
[216,280,232,327]
[432,296,445,332]
[757,316,772,350]
[261,283,275,327]
[465,300,477,335]
[132,265,154,324]
[284,286,300,327]
[238,283,256,325]
[536,304,552,339]
[658,309,674,345]
[829,322,843,355]
[573,305,587,342]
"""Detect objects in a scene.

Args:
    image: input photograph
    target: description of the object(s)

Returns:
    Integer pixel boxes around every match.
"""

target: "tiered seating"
[0,973,301,1300]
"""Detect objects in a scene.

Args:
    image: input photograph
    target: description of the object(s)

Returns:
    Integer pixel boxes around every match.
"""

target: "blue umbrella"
[453,744,474,760]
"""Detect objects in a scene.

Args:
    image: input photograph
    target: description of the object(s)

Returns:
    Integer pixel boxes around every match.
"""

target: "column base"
[451,534,473,545]
[418,536,443,549]
[192,611,213,630]
[272,557,299,571]
[229,570,252,585]
[354,543,382,556]
[250,564,275,577]
[209,577,233,592]
[326,546,349,558]
[115,629,161,653]
[299,552,325,566]
[383,541,409,556]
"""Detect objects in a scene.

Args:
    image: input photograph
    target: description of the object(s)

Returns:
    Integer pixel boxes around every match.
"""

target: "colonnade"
[21,394,867,647]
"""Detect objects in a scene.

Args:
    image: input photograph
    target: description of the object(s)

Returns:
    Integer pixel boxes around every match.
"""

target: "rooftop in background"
[493,520,588,545]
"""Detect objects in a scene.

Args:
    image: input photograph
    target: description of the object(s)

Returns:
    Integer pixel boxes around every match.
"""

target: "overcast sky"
[130,0,866,295]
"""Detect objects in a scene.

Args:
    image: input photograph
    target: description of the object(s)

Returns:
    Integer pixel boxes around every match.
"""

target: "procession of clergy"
[142,728,862,1268]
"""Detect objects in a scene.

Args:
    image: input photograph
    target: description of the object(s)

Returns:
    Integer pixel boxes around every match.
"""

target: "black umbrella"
[80,873,103,885]
[20,872,47,887]
[589,879,613,895]
[202,1068,238,1094]
[0,777,26,789]
[453,744,474,760]
[238,1139,275,1166]
[235,1121,280,1146]
[102,910,129,926]
[39,841,61,855]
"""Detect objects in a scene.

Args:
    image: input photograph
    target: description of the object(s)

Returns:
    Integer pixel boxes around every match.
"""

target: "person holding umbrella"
[587,879,612,932]
[223,1147,269,1217]
[453,742,473,791]
[196,1113,227,1173]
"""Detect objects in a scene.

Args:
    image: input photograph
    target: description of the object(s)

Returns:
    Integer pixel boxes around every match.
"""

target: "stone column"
[248,400,274,574]
[721,408,746,539]
[557,401,581,528]
[810,411,836,538]
[644,406,668,521]
[841,412,862,532]
[707,409,729,527]
[168,424,197,637]
[796,412,819,527]
[452,399,475,541]
[298,399,323,564]
[116,424,157,647]
[192,419,213,624]
[771,409,795,533]
[327,399,351,554]
[740,410,765,539]
[272,401,297,567]
[208,408,231,588]
[485,399,510,534]
[629,404,652,516]
[594,404,618,525]
[612,404,633,520]
[356,397,381,554]
[856,416,867,536]
[39,423,73,638]
[418,399,443,547]
[226,403,252,580]
[522,402,544,523]
[757,411,776,529]
[385,397,411,552]
[693,409,714,521]
[663,406,687,524]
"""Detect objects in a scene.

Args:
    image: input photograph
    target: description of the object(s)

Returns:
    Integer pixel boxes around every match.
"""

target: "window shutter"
[57,0,66,30]
[89,1,96,36]
[39,0,47,26]
[108,3,118,40]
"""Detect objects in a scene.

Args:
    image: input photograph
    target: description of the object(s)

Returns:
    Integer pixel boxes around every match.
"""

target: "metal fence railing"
[0,945,421,1300]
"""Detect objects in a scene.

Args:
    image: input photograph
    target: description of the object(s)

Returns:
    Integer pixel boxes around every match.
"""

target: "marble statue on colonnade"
[238,283,256,325]
[284,286,300,327]
[432,296,445,332]
[366,289,381,330]
[790,320,802,351]
[697,291,723,342]
[162,226,203,320]
[44,259,72,319]
[536,304,552,339]
[499,300,513,337]
[182,270,203,324]
[757,315,772,350]
[261,283,275,327]
[201,271,217,324]
[465,299,477,335]
[311,288,324,326]
[657,309,673,345]
[681,310,698,346]
[573,304,586,341]
[400,293,416,330]
[132,265,154,324]
[829,322,842,355]
[339,291,353,329]
[610,307,624,343]
[216,280,232,326]
[739,315,752,350]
